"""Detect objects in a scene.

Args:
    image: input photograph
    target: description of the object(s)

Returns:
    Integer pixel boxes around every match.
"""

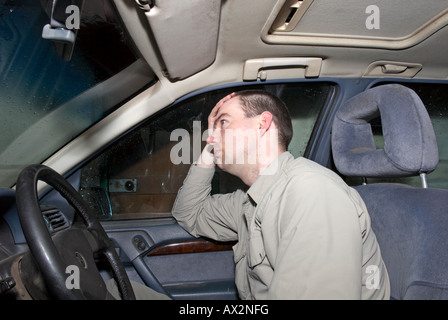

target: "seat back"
[331,84,448,299]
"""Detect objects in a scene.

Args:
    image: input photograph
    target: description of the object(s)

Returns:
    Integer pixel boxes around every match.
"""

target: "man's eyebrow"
[213,112,231,129]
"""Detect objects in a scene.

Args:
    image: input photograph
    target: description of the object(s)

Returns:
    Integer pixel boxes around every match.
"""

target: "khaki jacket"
[172,152,390,299]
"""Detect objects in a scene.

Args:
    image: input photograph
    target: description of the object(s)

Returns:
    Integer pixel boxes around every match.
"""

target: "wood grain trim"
[147,239,235,257]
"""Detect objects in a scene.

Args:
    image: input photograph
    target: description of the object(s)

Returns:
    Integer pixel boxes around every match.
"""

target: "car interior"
[1,0,448,300]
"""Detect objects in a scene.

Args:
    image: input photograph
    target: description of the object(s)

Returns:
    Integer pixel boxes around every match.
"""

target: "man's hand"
[196,93,235,168]
[207,92,235,137]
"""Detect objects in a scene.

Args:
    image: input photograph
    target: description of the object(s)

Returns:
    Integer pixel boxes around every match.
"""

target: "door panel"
[104,220,238,299]
[145,249,236,299]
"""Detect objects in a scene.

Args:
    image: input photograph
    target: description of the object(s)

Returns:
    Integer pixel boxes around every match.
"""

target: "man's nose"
[207,129,221,145]
[206,135,214,145]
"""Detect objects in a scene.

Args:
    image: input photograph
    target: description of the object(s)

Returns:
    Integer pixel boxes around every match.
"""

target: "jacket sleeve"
[172,164,244,242]
[266,172,363,299]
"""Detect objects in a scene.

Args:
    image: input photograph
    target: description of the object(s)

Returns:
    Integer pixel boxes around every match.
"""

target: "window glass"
[79,83,333,220]
[0,0,153,187]
[355,83,448,189]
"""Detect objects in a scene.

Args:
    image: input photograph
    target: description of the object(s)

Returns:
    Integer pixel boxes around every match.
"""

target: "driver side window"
[79,83,332,220]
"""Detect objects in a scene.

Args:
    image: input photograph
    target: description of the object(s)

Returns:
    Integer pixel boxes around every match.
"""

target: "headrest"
[331,84,438,178]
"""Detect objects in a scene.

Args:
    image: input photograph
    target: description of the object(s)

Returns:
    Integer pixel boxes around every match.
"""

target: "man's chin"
[215,159,225,170]
[215,158,231,172]
[216,161,242,175]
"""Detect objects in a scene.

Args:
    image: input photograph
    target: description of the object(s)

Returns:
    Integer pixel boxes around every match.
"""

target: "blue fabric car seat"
[331,84,448,299]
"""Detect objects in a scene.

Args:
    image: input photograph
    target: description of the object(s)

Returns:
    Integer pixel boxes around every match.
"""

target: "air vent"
[42,207,69,233]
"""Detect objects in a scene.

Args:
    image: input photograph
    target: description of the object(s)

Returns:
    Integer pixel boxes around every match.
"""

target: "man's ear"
[258,111,273,135]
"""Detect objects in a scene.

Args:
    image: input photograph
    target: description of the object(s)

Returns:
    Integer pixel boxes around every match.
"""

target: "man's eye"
[220,119,227,126]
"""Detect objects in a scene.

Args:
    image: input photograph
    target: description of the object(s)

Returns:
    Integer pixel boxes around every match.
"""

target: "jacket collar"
[246,151,294,205]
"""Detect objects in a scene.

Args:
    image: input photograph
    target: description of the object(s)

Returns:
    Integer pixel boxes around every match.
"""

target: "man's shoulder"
[285,156,330,176]
[284,157,348,188]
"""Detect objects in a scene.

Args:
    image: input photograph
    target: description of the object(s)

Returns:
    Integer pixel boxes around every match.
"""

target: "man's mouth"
[211,147,223,163]
[213,149,221,157]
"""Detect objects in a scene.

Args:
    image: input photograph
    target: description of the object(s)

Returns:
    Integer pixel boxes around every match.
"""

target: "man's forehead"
[217,96,244,116]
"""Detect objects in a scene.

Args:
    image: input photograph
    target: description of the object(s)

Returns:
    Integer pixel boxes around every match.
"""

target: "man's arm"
[171,160,244,242]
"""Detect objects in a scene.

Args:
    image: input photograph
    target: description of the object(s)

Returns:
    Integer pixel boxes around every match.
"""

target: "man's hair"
[233,90,293,150]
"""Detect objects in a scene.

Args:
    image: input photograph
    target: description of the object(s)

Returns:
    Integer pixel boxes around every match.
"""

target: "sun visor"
[142,0,221,81]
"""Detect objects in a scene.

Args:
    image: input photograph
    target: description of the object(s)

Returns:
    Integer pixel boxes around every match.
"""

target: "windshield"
[0,0,154,187]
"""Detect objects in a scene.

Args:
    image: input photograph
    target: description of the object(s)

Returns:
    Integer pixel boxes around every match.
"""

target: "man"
[172,90,390,299]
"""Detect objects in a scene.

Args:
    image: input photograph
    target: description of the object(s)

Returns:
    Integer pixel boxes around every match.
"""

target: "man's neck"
[240,149,285,186]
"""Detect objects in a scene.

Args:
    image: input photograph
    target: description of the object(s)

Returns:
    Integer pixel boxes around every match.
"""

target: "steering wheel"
[15,164,135,300]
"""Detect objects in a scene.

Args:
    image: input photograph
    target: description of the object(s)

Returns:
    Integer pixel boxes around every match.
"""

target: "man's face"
[209,97,259,172]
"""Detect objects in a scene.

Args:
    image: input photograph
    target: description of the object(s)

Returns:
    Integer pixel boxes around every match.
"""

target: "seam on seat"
[404,280,448,299]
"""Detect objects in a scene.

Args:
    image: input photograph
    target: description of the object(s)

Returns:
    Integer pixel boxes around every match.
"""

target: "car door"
[60,82,335,300]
